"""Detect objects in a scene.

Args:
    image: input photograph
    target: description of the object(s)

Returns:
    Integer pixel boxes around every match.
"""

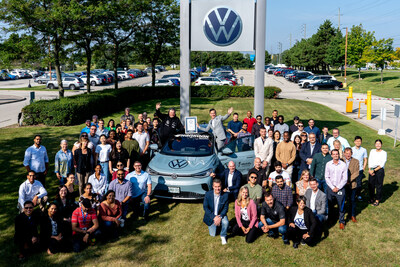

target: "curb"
[0,97,27,105]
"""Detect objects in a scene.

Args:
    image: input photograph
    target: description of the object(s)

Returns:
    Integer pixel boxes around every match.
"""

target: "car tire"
[304,83,309,88]
[69,84,76,90]
[48,84,55,89]
[91,81,96,86]
[37,80,42,84]
[334,85,339,90]
[313,86,318,90]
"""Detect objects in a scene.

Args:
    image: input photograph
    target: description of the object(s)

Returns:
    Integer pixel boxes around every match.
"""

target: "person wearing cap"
[290,116,300,134]
[71,198,100,252]
[155,102,184,145]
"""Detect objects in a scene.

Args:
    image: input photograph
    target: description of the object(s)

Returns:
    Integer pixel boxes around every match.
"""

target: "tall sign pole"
[180,0,191,123]
[254,0,267,118]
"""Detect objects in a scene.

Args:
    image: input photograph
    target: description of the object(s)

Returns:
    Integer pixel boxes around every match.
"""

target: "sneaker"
[283,240,290,245]
[267,232,277,238]
[301,239,306,245]
[221,236,227,245]
[293,243,299,249]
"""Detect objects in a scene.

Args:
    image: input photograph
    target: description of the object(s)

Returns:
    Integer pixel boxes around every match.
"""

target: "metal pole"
[180,0,191,123]
[395,117,398,147]
[344,27,348,88]
[254,0,266,118]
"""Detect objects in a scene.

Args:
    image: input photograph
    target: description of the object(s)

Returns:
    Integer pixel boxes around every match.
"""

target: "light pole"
[344,27,348,88]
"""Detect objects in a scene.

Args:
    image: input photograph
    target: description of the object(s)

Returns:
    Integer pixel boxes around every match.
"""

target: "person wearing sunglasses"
[14,201,39,260]
[243,172,263,206]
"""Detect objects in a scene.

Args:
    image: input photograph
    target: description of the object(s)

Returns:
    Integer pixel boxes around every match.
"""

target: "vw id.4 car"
[147,133,255,200]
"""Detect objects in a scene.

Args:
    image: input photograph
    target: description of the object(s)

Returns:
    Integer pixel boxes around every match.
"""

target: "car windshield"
[306,75,314,79]
[161,134,214,156]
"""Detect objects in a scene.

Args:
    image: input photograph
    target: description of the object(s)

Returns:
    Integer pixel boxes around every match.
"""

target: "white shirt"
[310,190,318,211]
[96,128,109,137]
[23,145,49,173]
[18,179,47,208]
[133,131,150,153]
[327,136,350,151]
[213,193,220,216]
[368,149,387,169]
[240,207,249,221]
[88,173,108,197]
[227,172,234,188]
[294,211,307,230]
[74,141,94,150]
[290,130,308,141]
[95,144,112,162]
[268,170,291,186]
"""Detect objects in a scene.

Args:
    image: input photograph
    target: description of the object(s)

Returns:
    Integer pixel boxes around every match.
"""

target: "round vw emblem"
[171,173,178,179]
[168,159,188,169]
[203,7,243,46]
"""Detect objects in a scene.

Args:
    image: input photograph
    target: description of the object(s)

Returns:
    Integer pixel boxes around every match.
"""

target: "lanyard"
[81,208,88,225]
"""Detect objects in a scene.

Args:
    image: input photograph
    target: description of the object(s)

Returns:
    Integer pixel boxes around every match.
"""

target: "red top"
[99,200,122,222]
[243,117,257,133]
[71,207,97,235]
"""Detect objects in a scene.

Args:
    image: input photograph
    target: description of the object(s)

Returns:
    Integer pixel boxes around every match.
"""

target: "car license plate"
[168,187,180,194]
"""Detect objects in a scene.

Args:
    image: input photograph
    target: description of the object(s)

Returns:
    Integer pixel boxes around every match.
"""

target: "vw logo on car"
[168,159,189,169]
[203,7,243,46]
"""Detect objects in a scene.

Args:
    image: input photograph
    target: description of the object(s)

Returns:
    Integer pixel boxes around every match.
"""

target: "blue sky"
[266,0,400,53]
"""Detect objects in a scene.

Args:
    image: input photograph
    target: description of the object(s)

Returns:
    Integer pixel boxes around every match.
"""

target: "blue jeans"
[349,188,357,217]
[313,210,327,223]
[131,192,150,217]
[326,186,346,224]
[100,161,110,182]
[317,178,329,214]
[356,170,364,195]
[258,218,288,241]
[208,216,229,238]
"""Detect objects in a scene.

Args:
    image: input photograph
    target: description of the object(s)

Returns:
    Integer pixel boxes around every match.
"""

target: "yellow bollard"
[346,86,354,113]
[366,90,372,120]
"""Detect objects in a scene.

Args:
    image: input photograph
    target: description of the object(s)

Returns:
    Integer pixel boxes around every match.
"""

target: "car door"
[218,135,255,174]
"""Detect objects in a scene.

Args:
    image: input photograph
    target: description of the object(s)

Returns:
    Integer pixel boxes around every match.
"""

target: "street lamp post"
[344,27,348,88]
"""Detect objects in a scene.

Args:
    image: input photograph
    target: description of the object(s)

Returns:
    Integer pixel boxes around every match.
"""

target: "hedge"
[22,85,281,126]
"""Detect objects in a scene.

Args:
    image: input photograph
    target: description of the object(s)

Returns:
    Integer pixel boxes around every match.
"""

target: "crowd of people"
[15,104,388,260]
[203,109,387,248]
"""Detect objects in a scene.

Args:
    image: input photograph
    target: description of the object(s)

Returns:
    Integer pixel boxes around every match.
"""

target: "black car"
[307,79,343,90]
[291,72,313,83]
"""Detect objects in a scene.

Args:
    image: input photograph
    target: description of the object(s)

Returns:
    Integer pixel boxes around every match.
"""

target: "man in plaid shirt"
[271,175,293,210]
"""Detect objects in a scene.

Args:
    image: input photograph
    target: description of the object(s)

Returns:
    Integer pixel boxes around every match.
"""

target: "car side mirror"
[221,147,233,155]
[150,144,159,151]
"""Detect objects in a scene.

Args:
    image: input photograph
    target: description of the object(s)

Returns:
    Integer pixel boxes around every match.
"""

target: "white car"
[142,79,175,87]
[194,77,233,86]
[80,74,102,86]
[47,77,84,90]
[9,71,25,79]
[117,71,131,80]
[298,75,336,88]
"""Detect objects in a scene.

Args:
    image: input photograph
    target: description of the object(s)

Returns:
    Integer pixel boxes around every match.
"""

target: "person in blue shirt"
[125,161,152,220]
[304,119,320,139]
[80,120,92,135]
[227,113,242,141]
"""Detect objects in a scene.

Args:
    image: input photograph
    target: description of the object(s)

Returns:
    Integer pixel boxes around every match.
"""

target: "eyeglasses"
[249,176,257,179]
[24,207,33,210]
[117,164,123,167]
[117,173,125,176]
[298,125,304,127]
[301,135,307,137]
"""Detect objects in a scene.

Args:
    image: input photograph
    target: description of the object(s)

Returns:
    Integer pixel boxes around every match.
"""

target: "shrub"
[22,85,282,126]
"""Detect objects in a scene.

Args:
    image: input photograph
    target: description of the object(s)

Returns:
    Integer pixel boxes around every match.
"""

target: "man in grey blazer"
[305,178,327,223]
[198,107,233,150]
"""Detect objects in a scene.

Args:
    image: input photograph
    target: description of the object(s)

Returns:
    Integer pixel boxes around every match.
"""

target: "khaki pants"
[77,172,90,195]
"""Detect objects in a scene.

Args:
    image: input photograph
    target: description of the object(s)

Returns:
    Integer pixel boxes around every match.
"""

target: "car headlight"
[194,168,213,177]
[146,166,159,175]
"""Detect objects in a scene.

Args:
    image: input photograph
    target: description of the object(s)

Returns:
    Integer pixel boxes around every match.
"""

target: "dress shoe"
[351,216,357,223]
[339,223,345,230]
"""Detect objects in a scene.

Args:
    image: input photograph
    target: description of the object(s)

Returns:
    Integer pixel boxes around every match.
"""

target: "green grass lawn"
[1,97,399,266]
[331,69,400,98]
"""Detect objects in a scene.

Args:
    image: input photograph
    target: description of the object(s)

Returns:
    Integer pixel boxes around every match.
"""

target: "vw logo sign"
[203,7,242,46]
[168,159,188,169]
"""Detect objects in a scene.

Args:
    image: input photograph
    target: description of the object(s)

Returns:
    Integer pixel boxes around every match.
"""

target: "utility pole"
[344,27,348,88]
[290,33,292,48]
[338,8,341,29]
[48,36,52,81]
[277,42,282,64]
[301,24,306,39]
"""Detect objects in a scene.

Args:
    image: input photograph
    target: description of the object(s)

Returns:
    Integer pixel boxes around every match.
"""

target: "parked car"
[298,75,335,88]
[308,79,343,90]
[74,71,87,77]
[148,133,255,199]
[142,79,175,87]
[117,71,131,80]
[34,73,57,84]
[47,77,84,90]
[194,77,233,86]
[80,74,102,86]
[290,71,314,83]
[144,67,160,73]
[266,67,277,74]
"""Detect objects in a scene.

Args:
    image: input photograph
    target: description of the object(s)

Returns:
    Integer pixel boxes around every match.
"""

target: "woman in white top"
[88,164,108,199]
[368,139,387,206]
[95,135,112,182]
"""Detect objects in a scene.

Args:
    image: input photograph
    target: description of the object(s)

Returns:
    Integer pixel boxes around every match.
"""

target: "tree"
[265,50,271,64]
[0,0,72,97]
[309,20,336,73]
[347,24,375,80]
[133,0,179,86]
[326,29,345,74]
[361,38,394,84]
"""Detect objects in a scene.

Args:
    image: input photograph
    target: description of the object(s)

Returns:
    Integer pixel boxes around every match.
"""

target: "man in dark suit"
[318,126,332,145]
[300,133,321,175]
[203,179,229,245]
[211,161,242,200]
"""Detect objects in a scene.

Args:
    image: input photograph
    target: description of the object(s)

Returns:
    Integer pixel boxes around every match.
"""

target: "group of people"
[15,104,388,259]
[15,103,184,260]
[203,109,387,248]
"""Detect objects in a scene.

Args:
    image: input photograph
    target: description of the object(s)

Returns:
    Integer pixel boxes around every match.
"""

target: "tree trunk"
[114,44,119,90]
[381,68,383,84]
[151,62,156,87]
[327,64,331,75]
[54,37,64,98]
[358,69,361,80]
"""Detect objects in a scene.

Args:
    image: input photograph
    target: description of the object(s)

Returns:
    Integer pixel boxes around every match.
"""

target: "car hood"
[148,153,218,175]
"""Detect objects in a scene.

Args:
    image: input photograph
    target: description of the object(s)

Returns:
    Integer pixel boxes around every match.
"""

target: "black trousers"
[36,172,46,188]
[232,219,260,243]
[287,226,313,245]
[369,168,385,202]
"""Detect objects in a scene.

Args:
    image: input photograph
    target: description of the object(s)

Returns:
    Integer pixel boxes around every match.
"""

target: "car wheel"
[48,84,55,89]
[304,83,309,88]
[91,81,96,86]
[69,84,76,90]
[313,86,318,90]
[334,85,339,90]
[37,80,42,84]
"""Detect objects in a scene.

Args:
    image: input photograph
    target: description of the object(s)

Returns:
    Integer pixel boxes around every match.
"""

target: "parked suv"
[194,77,233,86]
[47,77,84,90]
[80,74,103,86]
[298,75,335,88]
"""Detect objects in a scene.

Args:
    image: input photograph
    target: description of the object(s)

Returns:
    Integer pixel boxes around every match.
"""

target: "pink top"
[235,199,258,228]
